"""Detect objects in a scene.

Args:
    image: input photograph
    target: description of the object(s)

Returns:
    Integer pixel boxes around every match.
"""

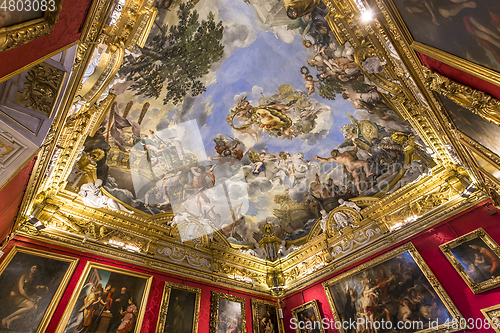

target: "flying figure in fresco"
[184,165,217,217]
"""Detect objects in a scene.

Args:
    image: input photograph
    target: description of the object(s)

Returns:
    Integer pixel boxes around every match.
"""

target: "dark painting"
[451,237,500,283]
[393,0,500,72]
[0,249,74,333]
[326,252,453,333]
[163,288,197,333]
[217,299,243,333]
[438,94,500,157]
[295,306,321,333]
[63,266,148,333]
[253,302,280,333]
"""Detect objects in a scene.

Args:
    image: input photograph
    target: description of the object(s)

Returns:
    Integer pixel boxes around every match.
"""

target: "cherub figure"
[302,72,319,95]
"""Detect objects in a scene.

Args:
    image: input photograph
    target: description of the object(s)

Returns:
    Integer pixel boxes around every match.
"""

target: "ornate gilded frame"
[54,261,153,333]
[0,0,64,52]
[440,228,500,294]
[323,243,463,333]
[290,299,325,333]
[156,281,201,333]
[380,0,500,87]
[210,291,246,333]
[251,298,282,333]
[481,304,500,333]
[0,245,78,333]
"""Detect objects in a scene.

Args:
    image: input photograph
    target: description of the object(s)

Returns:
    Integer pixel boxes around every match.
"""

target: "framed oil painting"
[156,281,201,333]
[251,299,282,333]
[440,228,500,294]
[0,0,63,51]
[55,261,153,333]
[0,246,78,333]
[323,243,462,333]
[210,291,246,333]
[386,0,500,85]
[481,304,500,333]
[290,299,325,333]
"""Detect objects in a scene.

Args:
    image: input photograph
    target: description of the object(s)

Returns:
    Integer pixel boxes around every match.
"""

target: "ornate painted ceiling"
[12,0,499,294]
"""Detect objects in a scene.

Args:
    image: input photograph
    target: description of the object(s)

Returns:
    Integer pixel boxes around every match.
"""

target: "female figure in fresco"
[2,265,49,329]
[113,298,138,333]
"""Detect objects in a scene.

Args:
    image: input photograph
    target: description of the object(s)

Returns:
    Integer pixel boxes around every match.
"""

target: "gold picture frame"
[381,0,500,87]
[55,261,153,333]
[0,245,78,333]
[210,291,246,333]
[251,298,282,333]
[156,281,201,333]
[0,0,64,52]
[323,243,463,333]
[440,228,500,294]
[290,299,325,333]
[481,304,500,333]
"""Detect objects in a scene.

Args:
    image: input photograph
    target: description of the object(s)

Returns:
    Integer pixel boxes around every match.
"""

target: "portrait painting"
[70,0,435,254]
[440,228,500,294]
[0,246,78,333]
[210,291,246,333]
[437,94,500,158]
[291,300,325,333]
[391,0,500,74]
[156,281,201,333]
[323,243,462,333]
[56,261,152,333]
[251,299,281,333]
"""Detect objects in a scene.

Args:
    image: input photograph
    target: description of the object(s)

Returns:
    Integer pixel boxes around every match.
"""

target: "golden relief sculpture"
[9,0,495,298]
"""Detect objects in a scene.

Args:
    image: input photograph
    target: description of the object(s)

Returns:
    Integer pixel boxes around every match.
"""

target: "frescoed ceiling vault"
[13,0,497,293]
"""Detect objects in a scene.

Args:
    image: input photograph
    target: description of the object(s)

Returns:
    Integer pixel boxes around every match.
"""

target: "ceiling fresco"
[79,0,436,246]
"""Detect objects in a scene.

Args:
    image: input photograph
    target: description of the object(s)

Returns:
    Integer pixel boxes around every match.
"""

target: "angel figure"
[249,150,278,176]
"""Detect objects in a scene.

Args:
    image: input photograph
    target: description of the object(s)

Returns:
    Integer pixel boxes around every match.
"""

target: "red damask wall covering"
[281,200,500,333]
[0,235,276,333]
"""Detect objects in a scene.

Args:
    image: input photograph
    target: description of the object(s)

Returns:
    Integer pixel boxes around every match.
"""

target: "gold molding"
[440,227,500,294]
[481,304,500,333]
[156,281,201,333]
[210,291,246,333]
[0,0,64,52]
[290,299,325,333]
[0,245,78,333]
[54,260,153,333]
[322,243,463,333]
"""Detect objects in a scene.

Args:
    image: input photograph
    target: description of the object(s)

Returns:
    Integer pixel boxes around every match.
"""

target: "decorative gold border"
[54,261,153,333]
[251,298,283,333]
[481,304,500,333]
[322,243,463,333]
[0,245,78,333]
[156,281,201,333]
[290,299,325,333]
[440,228,500,294]
[210,291,246,333]
[382,0,500,87]
[0,0,64,52]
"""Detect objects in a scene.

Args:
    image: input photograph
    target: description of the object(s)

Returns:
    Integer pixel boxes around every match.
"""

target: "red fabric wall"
[281,200,500,333]
[0,236,275,333]
[0,0,94,79]
[418,52,500,100]
[0,158,35,245]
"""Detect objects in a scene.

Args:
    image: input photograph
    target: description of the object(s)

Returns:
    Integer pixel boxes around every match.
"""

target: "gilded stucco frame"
[0,245,78,333]
[210,291,246,333]
[251,298,283,333]
[0,0,64,52]
[290,299,325,333]
[54,261,153,333]
[322,243,463,333]
[156,281,201,333]
[440,228,500,294]
[380,0,500,87]
[481,304,500,333]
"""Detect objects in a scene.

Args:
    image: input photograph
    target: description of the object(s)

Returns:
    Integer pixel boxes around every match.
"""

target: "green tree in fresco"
[120,3,224,105]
